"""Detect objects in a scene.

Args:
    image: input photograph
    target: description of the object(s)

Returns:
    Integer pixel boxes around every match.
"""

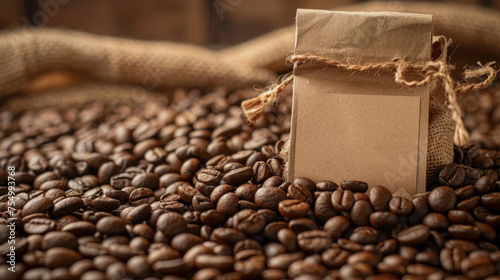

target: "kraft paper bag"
[288,10,433,196]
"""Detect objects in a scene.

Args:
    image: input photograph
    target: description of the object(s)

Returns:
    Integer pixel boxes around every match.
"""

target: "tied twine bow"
[242,54,499,146]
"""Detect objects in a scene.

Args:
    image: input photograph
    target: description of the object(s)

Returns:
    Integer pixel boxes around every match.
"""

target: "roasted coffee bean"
[197,169,222,185]
[341,181,368,193]
[474,175,496,194]
[96,216,126,235]
[331,189,354,211]
[428,186,456,213]
[288,182,314,205]
[278,199,310,219]
[448,210,474,225]
[423,213,449,229]
[439,163,465,188]
[62,221,96,236]
[254,186,286,211]
[131,172,159,190]
[397,225,430,246]
[349,226,378,244]
[316,180,339,192]
[44,247,83,268]
[447,224,480,240]
[408,195,429,225]
[89,197,120,212]
[369,212,398,229]
[22,196,54,217]
[233,209,266,235]
[297,230,331,253]
[217,192,239,216]
[388,196,413,216]
[223,167,253,187]
[314,191,337,223]
[52,197,84,218]
[24,218,57,235]
[234,183,258,201]
[481,192,500,211]
[369,186,392,211]
[129,188,155,206]
[288,218,319,234]
[42,231,78,250]
[324,216,350,240]
[211,228,245,246]
[456,195,480,211]
[461,256,495,279]
[156,212,187,237]
[455,185,475,199]
[350,199,373,226]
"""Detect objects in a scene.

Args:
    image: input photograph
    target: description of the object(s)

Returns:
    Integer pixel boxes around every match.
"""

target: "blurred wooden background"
[0,0,498,46]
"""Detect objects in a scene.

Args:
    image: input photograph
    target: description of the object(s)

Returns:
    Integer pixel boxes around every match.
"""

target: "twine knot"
[242,54,499,146]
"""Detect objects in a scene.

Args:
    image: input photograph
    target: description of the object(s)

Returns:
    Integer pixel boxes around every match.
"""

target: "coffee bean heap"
[1,87,500,279]
[462,85,500,150]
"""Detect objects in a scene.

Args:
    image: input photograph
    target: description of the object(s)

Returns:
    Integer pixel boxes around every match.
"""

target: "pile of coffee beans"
[1,86,500,280]
[462,84,500,150]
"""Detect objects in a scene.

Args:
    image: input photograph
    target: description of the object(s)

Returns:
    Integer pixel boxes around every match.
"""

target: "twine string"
[242,54,499,146]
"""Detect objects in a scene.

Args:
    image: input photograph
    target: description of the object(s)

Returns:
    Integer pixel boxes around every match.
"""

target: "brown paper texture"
[289,10,433,196]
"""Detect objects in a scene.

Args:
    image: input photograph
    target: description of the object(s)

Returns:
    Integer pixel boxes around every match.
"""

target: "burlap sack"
[0,1,498,184]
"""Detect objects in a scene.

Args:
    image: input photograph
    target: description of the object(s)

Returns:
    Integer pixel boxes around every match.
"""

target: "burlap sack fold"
[0,28,276,99]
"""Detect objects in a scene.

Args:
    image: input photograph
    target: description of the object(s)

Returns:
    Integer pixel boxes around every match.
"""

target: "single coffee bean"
[462,166,481,186]
[52,197,84,218]
[397,225,430,246]
[314,191,337,223]
[341,181,368,193]
[235,183,258,201]
[439,163,465,188]
[288,182,314,205]
[194,254,235,271]
[197,169,222,185]
[233,209,266,235]
[297,230,331,253]
[369,212,398,229]
[156,212,187,237]
[22,196,54,217]
[316,180,339,192]
[322,247,350,269]
[42,231,78,250]
[43,247,83,269]
[461,256,495,279]
[447,224,480,240]
[254,186,286,211]
[129,188,155,206]
[388,196,413,217]
[428,186,456,213]
[131,172,159,190]
[217,192,239,216]
[455,185,475,199]
[278,199,310,219]
[90,197,120,212]
[350,200,373,226]
[456,195,480,211]
[324,216,350,240]
[474,175,496,195]
[277,228,298,253]
[448,210,474,225]
[24,218,57,235]
[422,213,449,229]
[223,167,253,187]
[369,186,392,211]
[96,216,127,235]
[288,218,319,234]
[62,221,96,236]
[481,192,500,211]
[331,189,354,211]
[210,228,246,246]
[349,227,378,245]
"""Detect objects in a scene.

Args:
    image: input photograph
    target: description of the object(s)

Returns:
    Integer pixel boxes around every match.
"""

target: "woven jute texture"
[0,28,276,100]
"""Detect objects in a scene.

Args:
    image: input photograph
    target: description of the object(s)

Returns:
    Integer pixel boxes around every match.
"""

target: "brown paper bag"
[288,10,434,196]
